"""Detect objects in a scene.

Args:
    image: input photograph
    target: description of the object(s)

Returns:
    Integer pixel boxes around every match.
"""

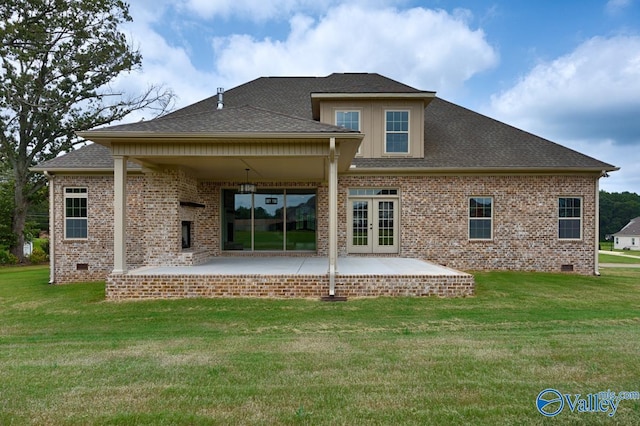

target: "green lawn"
[600,253,640,264]
[1,266,639,425]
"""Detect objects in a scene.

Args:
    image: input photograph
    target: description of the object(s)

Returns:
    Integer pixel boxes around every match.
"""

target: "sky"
[113,0,640,193]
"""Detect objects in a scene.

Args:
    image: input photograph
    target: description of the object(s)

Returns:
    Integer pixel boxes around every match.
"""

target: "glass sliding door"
[222,191,252,250]
[222,189,316,251]
[254,192,284,250]
[285,190,316,251]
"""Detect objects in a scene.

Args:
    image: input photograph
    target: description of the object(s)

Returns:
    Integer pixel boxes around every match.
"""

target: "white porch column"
[113,155,128,274]
[328,137,338,295]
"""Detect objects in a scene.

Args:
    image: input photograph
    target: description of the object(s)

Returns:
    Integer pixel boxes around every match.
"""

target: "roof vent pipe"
[217,87,224,109]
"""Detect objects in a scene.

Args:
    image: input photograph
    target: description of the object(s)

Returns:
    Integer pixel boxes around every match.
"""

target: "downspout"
[594,172,603,276]
[328,137,337,296]
[44,171,55,284]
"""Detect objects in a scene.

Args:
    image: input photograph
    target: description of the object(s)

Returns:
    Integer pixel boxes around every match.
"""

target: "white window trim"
[64,187,88,240]
[384,109,410,155]
[558,196,583,240]
[468,196,493,241]
[335,109,362,154]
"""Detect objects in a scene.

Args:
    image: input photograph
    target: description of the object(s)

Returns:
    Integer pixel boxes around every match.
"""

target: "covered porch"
[106,257,475,300]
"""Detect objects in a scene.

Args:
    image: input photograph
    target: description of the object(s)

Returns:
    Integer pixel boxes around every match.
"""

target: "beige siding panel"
[112,141,330,157]
[320,100,425,159]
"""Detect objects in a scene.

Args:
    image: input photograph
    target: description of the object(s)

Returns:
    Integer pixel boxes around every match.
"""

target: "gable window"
[64,188,88,239]
[336,111,360,131]
[337,110,361,154]
[469,197,492,240]
[558,197,581,239]
[385,110,409,154]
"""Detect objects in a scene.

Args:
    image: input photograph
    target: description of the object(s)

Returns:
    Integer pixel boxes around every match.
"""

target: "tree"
[599,190,640,241]
[0,0,174,261]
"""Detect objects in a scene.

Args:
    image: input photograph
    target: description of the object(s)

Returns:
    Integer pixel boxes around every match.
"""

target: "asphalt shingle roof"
[353,98,615,170]
[32,143,140,171]
[614,217,640,236]
[99,105,357,134]
[34,72,617,172]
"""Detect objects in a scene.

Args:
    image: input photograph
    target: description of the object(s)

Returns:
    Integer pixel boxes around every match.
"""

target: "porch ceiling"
[102,135,361,181]
[133,155,330,181]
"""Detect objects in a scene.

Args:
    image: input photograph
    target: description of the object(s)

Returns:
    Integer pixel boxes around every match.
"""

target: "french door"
[347,198,398,253]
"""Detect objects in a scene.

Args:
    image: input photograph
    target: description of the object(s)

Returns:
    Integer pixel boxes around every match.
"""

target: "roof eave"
[30,167,143,174]
[310,92,436,120]
[344,166,619,175]
[76,130,364,146]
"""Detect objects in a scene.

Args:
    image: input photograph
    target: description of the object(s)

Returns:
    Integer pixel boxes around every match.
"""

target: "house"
[613,217,640,250]
[32,73,618,299]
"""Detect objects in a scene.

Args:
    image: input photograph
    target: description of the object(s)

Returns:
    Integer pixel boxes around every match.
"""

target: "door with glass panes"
[347,198,398,253]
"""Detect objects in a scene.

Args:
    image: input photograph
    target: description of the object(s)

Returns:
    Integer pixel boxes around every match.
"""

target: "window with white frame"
[469,197,493,240]
[558,197,581,239]
[64,188,88,239]
[336,111,360,131]
[336,110,361,154]
[385,110,409,153]
[384,111,409,154]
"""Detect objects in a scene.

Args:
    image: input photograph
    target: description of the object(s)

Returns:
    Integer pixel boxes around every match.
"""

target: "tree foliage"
[600,191,640,241]
[0,0,174,260]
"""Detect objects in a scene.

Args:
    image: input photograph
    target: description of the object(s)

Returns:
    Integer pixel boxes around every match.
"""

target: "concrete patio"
[128,257,465,276]
[106,257,475,300]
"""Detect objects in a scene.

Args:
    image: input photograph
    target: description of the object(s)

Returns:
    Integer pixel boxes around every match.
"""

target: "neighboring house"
[613,217,640,250]
[32,73,618,299]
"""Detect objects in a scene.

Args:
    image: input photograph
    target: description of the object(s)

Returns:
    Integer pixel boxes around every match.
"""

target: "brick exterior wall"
[51,174,145,283]
[51,168,600,294]
[106,273,474,299]
[339,174,598,275]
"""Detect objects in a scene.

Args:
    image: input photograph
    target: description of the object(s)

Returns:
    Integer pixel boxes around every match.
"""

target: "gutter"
[43,171,55,284]
[345,166,620,175]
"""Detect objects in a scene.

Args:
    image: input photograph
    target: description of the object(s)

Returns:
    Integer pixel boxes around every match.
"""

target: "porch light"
[239,168,256,194]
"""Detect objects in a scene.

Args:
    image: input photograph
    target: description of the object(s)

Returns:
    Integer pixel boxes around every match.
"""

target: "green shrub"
[28,247,48,264]
[39,239,50,256]
[0,250,19,265]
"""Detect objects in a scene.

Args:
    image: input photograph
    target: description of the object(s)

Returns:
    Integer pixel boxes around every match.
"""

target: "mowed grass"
[600,253,640,264]
[1,267,639,425]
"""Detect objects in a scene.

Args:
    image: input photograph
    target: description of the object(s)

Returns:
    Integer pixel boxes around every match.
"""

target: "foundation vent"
[560,264,574,272]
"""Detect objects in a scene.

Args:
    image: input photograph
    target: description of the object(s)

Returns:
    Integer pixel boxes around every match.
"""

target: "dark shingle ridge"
[162,73,428,121]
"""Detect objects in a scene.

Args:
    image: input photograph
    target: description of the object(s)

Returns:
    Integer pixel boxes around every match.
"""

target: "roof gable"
[615,217,640,236]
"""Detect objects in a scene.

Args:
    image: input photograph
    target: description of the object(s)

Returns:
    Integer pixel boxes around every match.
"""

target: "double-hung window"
[558,197,581,239]
[469,197,492,240]
[385,110,409,154]
[65,188,88,239]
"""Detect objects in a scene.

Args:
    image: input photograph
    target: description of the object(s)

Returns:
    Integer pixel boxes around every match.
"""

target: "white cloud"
[211,5,498,94]
[489,35,640,193]
[490,35,640,141]
[183,0,400,21]
[606,0,632,15]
